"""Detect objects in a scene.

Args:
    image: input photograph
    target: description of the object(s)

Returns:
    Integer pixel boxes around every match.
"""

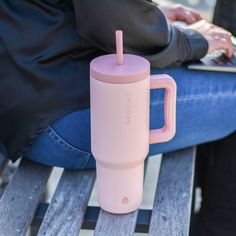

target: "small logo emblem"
[121,196,129,204]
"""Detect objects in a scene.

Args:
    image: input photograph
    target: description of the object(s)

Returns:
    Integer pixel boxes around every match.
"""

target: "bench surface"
[0,147,196,236]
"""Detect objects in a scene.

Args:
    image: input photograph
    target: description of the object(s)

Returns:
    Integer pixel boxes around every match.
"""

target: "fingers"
[209,33,233,58]
[216,42,233,58]
[175,4,202,24]
[209,28,233,57]
[183,11,198,24]
[184,6,202,22]
[187,20,233,58]
[222,36,233,58]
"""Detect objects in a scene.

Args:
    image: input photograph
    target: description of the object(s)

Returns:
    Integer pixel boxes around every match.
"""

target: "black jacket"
[0,0,208,162]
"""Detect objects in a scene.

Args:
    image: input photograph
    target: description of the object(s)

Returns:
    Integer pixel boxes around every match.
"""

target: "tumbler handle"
[149,74,177,144]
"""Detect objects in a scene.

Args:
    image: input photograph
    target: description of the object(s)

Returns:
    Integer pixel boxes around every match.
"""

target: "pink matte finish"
[149,74,177,144]
[91,77,150,164]
[116,30,124,65]
[90,54,150,84]
[96,162,143,213]
[90,76,150,214]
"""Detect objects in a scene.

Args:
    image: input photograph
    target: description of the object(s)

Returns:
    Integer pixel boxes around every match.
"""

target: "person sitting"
[0,1,235,235]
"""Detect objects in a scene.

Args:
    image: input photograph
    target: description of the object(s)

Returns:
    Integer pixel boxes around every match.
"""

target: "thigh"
[24,108,95,169]
[24,66,236,169]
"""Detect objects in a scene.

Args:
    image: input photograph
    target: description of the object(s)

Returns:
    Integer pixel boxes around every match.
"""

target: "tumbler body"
[90,54,151,213]
[90,76,150,213]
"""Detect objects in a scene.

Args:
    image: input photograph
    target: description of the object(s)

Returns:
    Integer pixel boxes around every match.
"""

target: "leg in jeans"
[24,66,236,169]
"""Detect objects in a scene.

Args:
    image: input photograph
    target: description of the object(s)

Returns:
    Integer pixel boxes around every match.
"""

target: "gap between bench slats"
[149,147,196,236]
[0,158,52,236]
[0,159,8,175]
[37,169,96,236]
[0,159,9,197]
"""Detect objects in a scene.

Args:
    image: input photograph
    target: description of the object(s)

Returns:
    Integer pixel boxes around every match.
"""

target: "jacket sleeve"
[72,0,209,68]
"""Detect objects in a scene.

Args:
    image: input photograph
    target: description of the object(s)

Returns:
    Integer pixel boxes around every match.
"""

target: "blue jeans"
[24,66,236,169]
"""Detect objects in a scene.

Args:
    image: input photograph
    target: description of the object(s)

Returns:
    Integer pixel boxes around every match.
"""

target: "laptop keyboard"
[208,52,236,66]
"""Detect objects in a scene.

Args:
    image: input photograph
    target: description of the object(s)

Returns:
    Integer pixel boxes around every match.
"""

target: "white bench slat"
[149,147,196,236]
[0,158,52,236]
[38,169,96,236]
[94,209,138,236]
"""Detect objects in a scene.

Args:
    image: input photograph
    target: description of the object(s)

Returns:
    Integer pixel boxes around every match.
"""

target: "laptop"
[187,36,236,73]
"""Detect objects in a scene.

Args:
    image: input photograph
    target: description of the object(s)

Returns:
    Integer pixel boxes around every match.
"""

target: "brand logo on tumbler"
[121,196,129,204]
[125,93,132,125]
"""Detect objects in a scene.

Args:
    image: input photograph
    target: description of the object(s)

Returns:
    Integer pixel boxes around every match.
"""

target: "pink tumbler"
[90,31,176,214]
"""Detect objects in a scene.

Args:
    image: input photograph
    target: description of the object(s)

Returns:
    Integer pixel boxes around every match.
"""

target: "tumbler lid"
[90,31,150,84]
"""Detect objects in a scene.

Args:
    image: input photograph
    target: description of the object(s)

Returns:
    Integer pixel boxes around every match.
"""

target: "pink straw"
[116,30,124,65]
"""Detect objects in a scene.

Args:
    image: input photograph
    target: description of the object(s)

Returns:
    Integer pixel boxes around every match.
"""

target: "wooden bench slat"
[148,147,196,236]
[94,209,138,236]
[0,158,52,236]
[94,160,151,236]
[38,169,96,236]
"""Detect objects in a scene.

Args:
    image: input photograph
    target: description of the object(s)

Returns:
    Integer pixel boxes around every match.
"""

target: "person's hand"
[187,20,233,58]
[159,4,202,24]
